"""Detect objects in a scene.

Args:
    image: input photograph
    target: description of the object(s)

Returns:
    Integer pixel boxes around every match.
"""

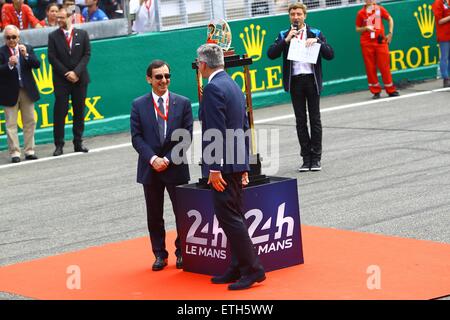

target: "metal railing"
[0,0,396,48]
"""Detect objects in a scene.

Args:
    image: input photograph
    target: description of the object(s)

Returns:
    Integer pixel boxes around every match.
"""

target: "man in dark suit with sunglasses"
[130,59,193,271]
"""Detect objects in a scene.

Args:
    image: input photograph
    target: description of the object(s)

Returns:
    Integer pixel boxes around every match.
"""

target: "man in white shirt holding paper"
[268,2,334,172]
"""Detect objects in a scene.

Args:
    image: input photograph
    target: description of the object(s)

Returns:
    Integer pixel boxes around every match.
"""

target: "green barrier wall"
[0,0,439,150]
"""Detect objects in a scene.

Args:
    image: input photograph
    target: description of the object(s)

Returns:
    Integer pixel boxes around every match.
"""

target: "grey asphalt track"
[1,79,449,300]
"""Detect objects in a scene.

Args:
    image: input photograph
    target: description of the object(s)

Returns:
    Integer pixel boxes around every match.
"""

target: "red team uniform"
[1,3,41,30]
[356,4,398,96]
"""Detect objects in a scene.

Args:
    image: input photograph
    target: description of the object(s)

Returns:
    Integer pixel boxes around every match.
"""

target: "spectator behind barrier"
[62,0,84,24]
[129,0,156,33]
[82,0,108,22]
[40,2,59,26]
[34,0,53,20]
[1,0,43,30]
[99,0,122,19]
[0,0,5,29]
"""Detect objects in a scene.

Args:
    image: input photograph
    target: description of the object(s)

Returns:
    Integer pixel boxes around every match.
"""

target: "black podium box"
[176,176,304,275]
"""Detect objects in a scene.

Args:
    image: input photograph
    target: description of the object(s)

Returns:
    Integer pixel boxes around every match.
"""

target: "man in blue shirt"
[82,0,109,22]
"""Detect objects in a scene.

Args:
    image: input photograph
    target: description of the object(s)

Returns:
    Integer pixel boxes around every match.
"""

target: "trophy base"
[224,48,235,56]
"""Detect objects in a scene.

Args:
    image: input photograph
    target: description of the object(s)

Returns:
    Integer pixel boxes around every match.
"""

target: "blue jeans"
[439,41,450,79]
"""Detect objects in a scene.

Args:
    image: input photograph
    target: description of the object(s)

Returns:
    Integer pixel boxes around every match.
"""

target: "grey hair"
[3,25,20,36]
[196,44,224,69]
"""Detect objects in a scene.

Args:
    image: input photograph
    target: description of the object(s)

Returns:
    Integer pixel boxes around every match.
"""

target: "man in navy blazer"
[130,59,193,271]
[196,44,265,290]
[0,24,40,163]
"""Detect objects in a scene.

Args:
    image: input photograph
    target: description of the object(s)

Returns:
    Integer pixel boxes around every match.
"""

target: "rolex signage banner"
[0,0,439,150]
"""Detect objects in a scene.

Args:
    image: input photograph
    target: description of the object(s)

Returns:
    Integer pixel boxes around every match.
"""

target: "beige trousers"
[3,89,36,158]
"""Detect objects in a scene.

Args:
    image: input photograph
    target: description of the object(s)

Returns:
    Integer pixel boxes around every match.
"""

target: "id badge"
[370,31,375,39]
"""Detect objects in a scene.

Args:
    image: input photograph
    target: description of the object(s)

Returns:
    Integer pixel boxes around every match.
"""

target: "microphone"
[293,22,298,31]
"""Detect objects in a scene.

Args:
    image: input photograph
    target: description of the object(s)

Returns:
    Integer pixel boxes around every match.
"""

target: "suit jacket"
[0,44,40,107]
[130,91,193,185]
[267,24,334,94]
[47,27,91,89]
[199,71,250,175]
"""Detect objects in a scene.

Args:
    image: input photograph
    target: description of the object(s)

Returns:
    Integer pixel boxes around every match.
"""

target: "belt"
[292,73,313,78]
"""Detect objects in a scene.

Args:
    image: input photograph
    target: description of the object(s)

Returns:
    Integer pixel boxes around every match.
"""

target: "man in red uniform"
[356,0,399,99]
[432,0,450,87]
[1,0,42,30]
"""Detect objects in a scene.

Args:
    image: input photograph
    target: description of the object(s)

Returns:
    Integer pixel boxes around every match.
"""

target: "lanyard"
[62,29,74,49]
[152,95,170,121]
[15,10,23,30]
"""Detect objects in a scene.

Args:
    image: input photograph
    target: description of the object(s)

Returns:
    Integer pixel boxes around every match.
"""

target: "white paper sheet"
[287,38,321,64]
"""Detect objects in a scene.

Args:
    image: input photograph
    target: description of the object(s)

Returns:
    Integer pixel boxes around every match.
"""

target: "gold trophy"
[193,19,267,186]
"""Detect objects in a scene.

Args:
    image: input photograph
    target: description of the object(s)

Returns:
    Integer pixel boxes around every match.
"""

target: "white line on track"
[1,87,449,170]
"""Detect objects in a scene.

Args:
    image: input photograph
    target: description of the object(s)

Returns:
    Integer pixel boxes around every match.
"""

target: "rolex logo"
[414,4,435,39]
[32,53,54,95]
[240,24,266,62]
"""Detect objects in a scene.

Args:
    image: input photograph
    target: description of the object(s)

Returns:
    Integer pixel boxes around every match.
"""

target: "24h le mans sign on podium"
[176,177,304,275]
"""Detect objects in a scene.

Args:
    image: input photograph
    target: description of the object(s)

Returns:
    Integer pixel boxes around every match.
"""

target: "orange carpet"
[0,225,449,300]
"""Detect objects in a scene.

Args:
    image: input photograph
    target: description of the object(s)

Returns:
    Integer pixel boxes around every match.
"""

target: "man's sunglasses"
[6,35,18,40]
[153,73,171,80]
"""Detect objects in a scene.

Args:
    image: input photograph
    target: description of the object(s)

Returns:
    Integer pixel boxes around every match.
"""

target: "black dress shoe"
[25,154,38,160]
[53,146,63,156]
[228,270,266,290]
[298,161,310,172]
[211,268,241,284]
[176,256,183,269]
[11,157,21,163]
[372,92,381,99]
[152,257,168,271]
[310,160,321,171]
[74,144,89,153]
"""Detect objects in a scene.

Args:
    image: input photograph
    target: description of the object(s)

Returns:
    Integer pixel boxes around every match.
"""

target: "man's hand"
[65,71,79,83]
[18,44,27,57]
[208,171,227,192]
[151,157,169,172]
[305,38,318,47]
[241,172,249,188]
[386,33,393,45]
[8,55,18,66]
[366,25,375,32]
[285,28,299,44]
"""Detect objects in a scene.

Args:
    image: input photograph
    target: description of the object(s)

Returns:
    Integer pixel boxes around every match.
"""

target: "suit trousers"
[290,74,322,162]
[143,175,183,259]
[53,83,87,147]
[3,89,36,158]
[211,172,264,277]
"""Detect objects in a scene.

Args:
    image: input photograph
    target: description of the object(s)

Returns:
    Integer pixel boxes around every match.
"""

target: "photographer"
[356,0,399,99]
